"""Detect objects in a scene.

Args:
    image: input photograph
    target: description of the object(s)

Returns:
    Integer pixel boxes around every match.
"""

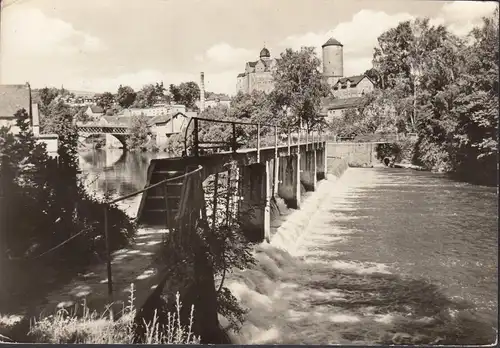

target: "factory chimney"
[200,72,205,112]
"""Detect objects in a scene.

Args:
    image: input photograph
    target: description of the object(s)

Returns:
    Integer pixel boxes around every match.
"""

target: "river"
[79,149,498,345]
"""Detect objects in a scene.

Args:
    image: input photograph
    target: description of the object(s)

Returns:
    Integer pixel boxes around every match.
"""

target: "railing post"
[257,124,261,162]
[287,128,291,156]
[232,123,237,153]
[193,118,199,157]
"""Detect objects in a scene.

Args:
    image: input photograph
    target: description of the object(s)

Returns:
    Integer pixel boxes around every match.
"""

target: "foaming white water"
[223,168,491,345]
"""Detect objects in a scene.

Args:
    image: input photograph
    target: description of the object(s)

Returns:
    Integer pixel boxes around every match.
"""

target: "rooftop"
[333,75,367,88]
[0,84,31,118]
[322,37,343,48]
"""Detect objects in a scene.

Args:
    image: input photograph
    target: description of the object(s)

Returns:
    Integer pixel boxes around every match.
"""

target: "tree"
[271,47,330,131]
[127,115,151,149]
[169,82,200,109]
[230,91,273,124]
[134,84,160,108]
[116,85,137,108]
[96,92,115,112]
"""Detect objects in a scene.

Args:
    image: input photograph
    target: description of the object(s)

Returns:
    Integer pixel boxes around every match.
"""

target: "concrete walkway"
[33,227,167,318]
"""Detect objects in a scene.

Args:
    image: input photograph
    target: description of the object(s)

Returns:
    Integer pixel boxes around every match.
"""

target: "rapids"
[223,168,498,345]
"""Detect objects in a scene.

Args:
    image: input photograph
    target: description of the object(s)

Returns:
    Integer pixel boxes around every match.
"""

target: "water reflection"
[78,149,170,216]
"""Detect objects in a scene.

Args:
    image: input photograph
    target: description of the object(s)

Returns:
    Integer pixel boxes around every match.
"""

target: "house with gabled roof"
[0,83,58,156]
[331,75,375,99]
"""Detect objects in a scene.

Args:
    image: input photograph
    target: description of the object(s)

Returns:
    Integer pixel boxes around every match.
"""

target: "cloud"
[0,6,106,58]
[279,2,498,76]
[280,10,414,75]
[440,1,498,24]
[197,42,254,65]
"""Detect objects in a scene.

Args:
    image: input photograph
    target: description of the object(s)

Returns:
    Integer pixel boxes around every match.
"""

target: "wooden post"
[232,123,237,153]
[193,118,199,157]
[212,173,219,230]
[257,124,261,162]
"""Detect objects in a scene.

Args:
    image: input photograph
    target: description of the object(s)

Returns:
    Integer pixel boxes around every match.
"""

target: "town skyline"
[0,0,498,95]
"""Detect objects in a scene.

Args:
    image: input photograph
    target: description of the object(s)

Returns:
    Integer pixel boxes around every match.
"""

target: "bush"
[29,285,200,344]
[0,109,135,308]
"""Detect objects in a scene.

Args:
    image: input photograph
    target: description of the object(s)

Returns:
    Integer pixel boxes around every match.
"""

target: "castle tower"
[259,46,271,60]
[322,37,344,87]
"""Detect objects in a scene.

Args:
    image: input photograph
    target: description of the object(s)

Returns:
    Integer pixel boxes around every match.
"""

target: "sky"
[0,0,497,95]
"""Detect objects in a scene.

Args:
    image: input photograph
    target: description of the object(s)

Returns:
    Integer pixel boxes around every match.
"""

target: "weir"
[136,137,327,243]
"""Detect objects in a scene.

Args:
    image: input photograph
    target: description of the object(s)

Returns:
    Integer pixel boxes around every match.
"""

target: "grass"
[28,284,200,344]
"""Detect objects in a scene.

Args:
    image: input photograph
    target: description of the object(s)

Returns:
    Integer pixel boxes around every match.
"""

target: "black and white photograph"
[0,0,498,345]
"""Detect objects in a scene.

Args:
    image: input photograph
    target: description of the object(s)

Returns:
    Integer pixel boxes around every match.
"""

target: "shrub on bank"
[29,285,200,344]
[0,110,135,309]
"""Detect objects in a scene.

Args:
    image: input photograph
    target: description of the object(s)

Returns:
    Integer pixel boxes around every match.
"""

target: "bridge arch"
[77,125,131,149]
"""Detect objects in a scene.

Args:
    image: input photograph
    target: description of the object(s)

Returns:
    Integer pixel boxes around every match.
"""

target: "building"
[195,94,231,109]
[120,104,187,117]
[234,38,376,123]
[84,105,105,119]
[331,75,375,99]
[320,38,375,123]
[236,47,278,94]
[0,83,33,132]
[150,112,191,146]
[0,83,58,156]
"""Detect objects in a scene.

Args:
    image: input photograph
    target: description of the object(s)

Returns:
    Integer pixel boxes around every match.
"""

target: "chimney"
[200,72,205,112]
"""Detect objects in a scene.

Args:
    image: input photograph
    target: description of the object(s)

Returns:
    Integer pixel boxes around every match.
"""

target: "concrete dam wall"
[327,142,381,167]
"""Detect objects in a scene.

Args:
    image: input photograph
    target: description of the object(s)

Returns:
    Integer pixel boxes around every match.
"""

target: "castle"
[235,38,375,115]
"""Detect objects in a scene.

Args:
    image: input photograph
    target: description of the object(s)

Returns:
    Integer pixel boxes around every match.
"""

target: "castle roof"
[259,47,270,58]
[322,37,343,47]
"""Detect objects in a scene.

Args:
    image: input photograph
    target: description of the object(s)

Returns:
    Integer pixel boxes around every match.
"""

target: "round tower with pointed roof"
[322,37,344,86]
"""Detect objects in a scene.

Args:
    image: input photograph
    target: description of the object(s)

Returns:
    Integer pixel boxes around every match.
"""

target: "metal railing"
[183,116,326,158]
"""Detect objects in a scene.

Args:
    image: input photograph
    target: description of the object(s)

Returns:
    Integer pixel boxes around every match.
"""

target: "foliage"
[169,82,200,110]
[271,47,331,130]
[361,9,497,184]
[202,162,256,332]
[0,108,134,305]
[29,286,199,344]
[95,92,115,112]
[133,83,165,108]
[231,91,273,124]
[116,85,137,109]
[126,115,151,150]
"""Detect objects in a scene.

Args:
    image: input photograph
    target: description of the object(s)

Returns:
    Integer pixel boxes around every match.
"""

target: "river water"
[79,149,498,345]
